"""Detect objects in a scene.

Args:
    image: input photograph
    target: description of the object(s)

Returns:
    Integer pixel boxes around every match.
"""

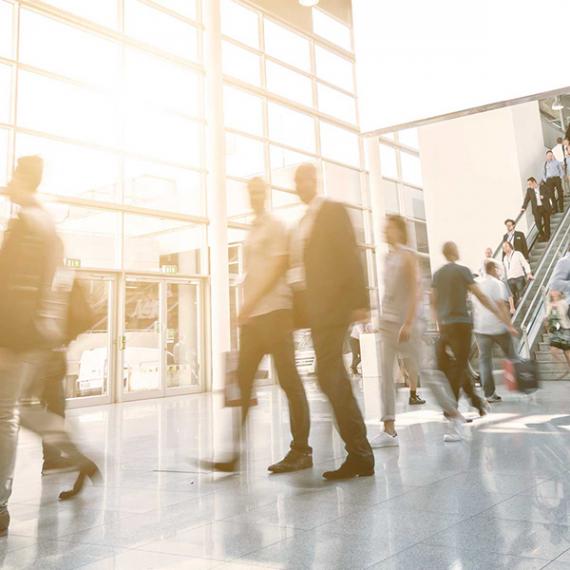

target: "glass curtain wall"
[221,0,376,338]
[0,0,376,400]
[0,0,207,403]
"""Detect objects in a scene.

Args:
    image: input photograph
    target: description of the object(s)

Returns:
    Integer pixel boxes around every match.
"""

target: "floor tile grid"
[361,484,567,569]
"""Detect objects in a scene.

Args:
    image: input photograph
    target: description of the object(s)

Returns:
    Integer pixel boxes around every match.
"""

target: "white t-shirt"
[472,276,509,335]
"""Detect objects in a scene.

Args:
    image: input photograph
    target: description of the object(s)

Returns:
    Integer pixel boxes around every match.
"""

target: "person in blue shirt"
[542,150,565,213]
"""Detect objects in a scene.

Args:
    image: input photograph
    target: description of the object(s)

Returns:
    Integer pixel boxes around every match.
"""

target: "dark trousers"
[546,176,564,212]
[40,350,67,462]
[312,325,373,465]
[534,206,551,240]
[475,332,515,398]
[238,310,311,453]
[507,276,526,307]
[436,323,484,412]
[350,337,361,373]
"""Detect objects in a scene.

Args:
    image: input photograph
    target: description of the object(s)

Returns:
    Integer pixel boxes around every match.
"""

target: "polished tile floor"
[3,379,570,569]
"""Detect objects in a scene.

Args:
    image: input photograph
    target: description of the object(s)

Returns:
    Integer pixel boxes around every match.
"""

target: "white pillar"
[204,0,230,391]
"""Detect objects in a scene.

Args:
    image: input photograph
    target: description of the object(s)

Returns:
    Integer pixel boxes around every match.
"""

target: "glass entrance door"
[66,273,115,408]
[120,276,203,401]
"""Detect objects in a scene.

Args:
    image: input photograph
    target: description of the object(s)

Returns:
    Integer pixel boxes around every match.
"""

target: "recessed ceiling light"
[299,0,319,6]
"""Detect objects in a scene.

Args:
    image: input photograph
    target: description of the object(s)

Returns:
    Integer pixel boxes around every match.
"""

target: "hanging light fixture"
[299,0,319,6]
[552,97,564,111]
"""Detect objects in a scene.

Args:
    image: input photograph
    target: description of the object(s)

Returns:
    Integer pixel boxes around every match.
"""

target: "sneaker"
[443,418,465,443]
[0,506,9,535]
[268,450,313,473]
[323,457,374,480]
[486,394,502,403]
[370,431,399,448]
[409,393,426,405]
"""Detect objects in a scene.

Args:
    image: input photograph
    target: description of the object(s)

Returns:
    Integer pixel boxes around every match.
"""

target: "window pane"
[268,103,315,153]
[411,221,429,254]
[221,0,258,49]
[36,0,118,28]
[124,104,201,167]
[124,214,204,273]
[222,41,261,86]
[379,143,398,179]
[270,145,314,190]
[402,185,425,220]
[125,0,198,61]
[266,61,312,107]
[223,85,263,136]
[323,162,361,205]
[16,133,120,203]
[315,46,353,91]
[48,204,120,269]
[226,132,264,178]
[124,159,204,216]
[272,188,298,209]
[347,207,365,244]
[0,63,11,124]
[264,20,310,72]
[398,128,419,149]
[125,48,200,117]
[18,71,119,146]
[0,1,13,59]
[400,152,422,186]
[226,178,250,218]
[312,9,351,51]
[0,128,9,187]
[320,121,359,167]
[317,83,355,124]
[152,0,197,19]
[19,10,121,88]
[382,179,400,214]
[381,133,395,141]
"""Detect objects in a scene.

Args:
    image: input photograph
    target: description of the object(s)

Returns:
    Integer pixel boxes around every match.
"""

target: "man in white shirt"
[553,137,565,162]
[478,247,493,277]
[502,240,533,307]
[473,259,517,403]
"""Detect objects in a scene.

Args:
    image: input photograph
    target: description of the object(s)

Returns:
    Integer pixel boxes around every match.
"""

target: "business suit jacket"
[522,185,551,216]
[304,200,369,330]
[502,230,529,260]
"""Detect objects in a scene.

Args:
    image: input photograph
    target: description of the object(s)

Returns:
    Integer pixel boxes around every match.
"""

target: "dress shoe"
[200,457,240,473]
[268,450,313,473]
[322,457,374,480]
[0,506,9,535]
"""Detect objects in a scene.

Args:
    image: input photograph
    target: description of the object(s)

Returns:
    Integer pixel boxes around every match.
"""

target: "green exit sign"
[65,258,81,268]
[161,264,178,274]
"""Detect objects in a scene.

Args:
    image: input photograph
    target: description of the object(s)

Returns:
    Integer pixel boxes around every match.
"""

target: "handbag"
[503,358,540,394]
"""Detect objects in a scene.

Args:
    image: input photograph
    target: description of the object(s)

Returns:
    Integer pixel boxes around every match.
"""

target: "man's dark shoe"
[409,393,426,405]
[268,450,313,473]
[323,458,374,480]
[200,457,239,473]
[0,507,9,535]
[42,456,76,475]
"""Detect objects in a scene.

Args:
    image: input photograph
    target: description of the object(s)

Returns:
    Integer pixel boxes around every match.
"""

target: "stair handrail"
[516,206,570,357]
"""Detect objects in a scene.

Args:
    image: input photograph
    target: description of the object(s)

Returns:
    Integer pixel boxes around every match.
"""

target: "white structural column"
[418,101,545,273]
[362,137,385,423]
[204,0,230,391]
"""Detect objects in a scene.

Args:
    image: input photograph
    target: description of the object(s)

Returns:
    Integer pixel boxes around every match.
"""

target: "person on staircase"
[502,241,533,308]
[545,289,570,371]
[521,177,551,242]
[543,150,565,214]
[503,219,529,260]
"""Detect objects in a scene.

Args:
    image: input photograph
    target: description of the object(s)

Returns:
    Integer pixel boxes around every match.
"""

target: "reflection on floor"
[4,380,570,569]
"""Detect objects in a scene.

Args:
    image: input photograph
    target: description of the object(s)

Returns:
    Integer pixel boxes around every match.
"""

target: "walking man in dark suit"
[503,218,529,260]
[521,176,551,241]
[289,163,374,480]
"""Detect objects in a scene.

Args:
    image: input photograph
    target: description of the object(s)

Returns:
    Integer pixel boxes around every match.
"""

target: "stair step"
[537,362,570,372]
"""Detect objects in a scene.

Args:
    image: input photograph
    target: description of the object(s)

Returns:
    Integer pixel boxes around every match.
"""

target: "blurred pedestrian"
[289,163,374,480]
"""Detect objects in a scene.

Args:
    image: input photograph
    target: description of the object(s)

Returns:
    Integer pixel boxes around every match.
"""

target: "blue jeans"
[475,332,515,397]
